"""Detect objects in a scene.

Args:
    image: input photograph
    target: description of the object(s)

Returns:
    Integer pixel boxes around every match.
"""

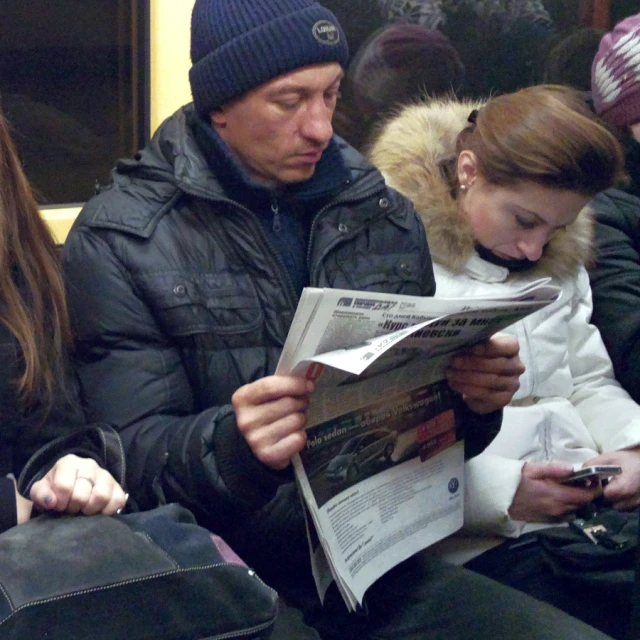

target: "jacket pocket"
[334,251,424,295]
[137,270,264,339]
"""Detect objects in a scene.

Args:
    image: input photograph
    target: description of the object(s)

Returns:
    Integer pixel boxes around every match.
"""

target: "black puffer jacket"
[589,188,640,404]
[63,105,496,585]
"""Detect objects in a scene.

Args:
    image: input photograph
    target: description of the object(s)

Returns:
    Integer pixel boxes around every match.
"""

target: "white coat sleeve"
[462,452,527,536]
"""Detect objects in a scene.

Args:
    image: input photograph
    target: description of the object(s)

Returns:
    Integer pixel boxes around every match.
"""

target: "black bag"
[0,503,278,639]
[537,508,638,593]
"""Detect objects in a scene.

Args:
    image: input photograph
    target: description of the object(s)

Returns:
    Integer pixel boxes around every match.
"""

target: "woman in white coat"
[369,85,639,639]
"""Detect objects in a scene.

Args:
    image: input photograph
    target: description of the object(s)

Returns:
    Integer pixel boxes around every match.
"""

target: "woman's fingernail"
[44,495,52,506]
[124,493,129,502]
[116,507,123,515]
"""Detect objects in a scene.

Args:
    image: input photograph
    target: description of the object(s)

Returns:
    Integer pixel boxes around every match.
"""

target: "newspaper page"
[277,280,561,610]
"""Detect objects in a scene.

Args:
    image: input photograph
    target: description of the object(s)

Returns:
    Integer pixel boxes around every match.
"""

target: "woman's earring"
[459,184,467,191]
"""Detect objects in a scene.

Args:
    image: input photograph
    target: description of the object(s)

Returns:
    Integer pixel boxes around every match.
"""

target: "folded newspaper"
[276,279,561,611]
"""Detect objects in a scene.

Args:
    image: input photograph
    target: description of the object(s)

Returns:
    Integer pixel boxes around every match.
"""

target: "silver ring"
[76,476,95,487]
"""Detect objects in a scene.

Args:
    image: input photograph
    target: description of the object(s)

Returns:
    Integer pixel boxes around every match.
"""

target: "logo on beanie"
[312,20,340,46]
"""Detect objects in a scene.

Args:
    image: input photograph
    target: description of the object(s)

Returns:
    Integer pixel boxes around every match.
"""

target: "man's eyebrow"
[267,72,344,97]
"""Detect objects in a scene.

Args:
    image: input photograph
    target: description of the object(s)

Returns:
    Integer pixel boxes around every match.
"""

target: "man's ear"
[457,150,479,187]
[210,109,227,129]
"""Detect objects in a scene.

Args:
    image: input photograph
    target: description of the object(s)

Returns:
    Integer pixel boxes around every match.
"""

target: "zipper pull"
[271,201,281,232]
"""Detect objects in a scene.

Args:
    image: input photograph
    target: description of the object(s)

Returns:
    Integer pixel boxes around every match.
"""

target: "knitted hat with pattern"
[189,0,349,118]
[591,13,640,129]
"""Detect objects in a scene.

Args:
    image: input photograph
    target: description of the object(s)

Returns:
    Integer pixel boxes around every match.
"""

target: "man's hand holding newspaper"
[445,334,524,414]
[233,333,524,471]
[234,281,559,610]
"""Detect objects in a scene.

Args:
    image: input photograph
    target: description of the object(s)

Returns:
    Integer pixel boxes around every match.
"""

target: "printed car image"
[325,428,398,484]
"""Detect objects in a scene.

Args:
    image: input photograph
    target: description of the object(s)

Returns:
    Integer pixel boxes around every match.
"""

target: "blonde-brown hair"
[455,85,625,196]
[0,108,72,411]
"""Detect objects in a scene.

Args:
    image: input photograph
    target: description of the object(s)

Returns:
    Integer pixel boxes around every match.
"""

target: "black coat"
[589,188,640,404]
[63,104,499,586]
[0,319,82,482]
[0,282,125,531]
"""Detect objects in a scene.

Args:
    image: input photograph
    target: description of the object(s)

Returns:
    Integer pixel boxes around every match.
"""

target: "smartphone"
[561,465,622,486]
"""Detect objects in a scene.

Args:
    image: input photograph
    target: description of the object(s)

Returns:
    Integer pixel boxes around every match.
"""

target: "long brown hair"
[455,85,625,196]
[0,108,72,410]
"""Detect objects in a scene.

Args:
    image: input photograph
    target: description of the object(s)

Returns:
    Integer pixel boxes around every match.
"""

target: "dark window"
[0,0,150,205]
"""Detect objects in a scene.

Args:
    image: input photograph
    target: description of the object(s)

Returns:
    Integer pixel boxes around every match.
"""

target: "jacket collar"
[122,104,386,203]
[84,104,393,239]
[368,98,594,280]
[190,115,351,207]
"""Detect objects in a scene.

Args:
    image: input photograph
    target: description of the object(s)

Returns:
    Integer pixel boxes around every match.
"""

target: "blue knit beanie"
[189,0,350,118]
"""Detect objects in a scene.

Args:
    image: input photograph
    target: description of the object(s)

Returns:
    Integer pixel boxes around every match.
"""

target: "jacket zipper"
[184,176,388,309]
[199,196,299,312]
[271,200,281,232]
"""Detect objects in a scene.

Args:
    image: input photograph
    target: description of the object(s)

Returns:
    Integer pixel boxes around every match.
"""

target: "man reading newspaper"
[62,1,614,638]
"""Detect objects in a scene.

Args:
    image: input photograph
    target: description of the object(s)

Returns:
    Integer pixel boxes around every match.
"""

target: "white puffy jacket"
[368,97,640,562]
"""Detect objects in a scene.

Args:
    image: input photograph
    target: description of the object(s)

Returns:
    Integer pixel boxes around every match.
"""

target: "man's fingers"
[251,428,308,469]
[471,334,520,359]
[232,376,313,409]
[236,395,310,435]
[243,412,308,466]
[446,369,521,393]
[448,353,525,377]
[460,392,515,415]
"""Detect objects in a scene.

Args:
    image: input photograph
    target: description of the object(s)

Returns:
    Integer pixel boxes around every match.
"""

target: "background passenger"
[332,23,465,151]
[591,13,640,198]
[542,27,605,95]
[0,105,127,531]
[369,85,638,639]
[588,189,640,405]
[377,0,552,97]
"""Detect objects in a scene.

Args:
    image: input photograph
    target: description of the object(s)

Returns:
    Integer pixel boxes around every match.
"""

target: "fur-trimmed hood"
[368,98,594,279]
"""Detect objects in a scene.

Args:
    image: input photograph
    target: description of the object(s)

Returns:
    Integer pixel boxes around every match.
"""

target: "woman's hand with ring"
[30,454,128,516]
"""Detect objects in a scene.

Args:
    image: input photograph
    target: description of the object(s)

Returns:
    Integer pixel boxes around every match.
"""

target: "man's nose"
[300,100,333,145]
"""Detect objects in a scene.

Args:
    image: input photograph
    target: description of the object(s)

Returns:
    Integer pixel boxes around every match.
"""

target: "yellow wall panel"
[150,0,195,133]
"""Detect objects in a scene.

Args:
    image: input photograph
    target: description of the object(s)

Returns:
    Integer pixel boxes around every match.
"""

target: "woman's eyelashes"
[514,214,537,230]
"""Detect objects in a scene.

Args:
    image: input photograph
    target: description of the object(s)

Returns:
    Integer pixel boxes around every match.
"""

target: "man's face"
[211,62,343,187]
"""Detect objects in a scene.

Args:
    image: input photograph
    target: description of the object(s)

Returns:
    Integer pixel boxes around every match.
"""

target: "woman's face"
[457,152,591,263]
